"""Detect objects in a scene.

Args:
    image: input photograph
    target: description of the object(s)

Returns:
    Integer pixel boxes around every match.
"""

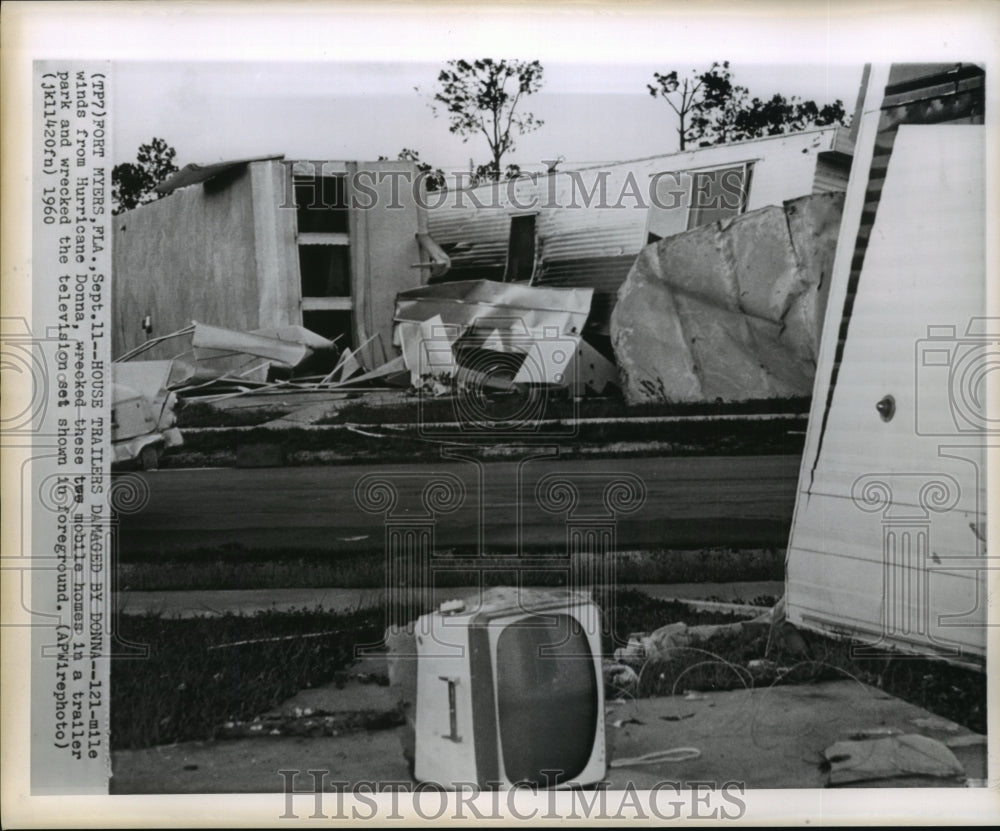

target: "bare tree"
[428,59,544,182]
[648,62,746,150]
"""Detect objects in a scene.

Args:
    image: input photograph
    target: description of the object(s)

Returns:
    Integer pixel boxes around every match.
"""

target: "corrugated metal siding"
[540,223,645,262]
[784,65,987,663]
[535,255,637,334]
[424,128,841,285]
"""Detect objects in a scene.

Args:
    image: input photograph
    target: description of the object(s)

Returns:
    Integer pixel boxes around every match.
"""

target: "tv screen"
[405,587,606,789]
[495,613,599,785]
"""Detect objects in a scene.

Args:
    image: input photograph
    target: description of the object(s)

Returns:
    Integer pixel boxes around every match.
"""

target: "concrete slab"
[602,680,984,789]
[110,679,984,793]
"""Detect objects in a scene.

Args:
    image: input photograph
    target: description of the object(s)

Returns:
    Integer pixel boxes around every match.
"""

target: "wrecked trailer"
[392,279,619,398]
[425,127,853,339]
[111,361,183,470]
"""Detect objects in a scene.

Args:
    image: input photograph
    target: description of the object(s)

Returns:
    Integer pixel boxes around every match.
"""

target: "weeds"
[176,402,288,428]
[163,417,806,469]
[111,606,385,750]
[622,623,986,735]
[117,547,786,589]
[316,393,812,425]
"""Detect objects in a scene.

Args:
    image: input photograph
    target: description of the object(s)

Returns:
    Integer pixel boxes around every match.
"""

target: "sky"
[113,60,865,172]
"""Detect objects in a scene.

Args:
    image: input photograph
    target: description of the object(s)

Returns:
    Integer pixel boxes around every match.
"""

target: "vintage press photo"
[2,3,998,826]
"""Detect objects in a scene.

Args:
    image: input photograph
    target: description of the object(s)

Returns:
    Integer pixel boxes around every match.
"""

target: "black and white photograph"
[2,1,998,825]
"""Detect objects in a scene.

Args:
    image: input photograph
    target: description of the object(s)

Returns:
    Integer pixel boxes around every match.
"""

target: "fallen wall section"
[611,192,843,403]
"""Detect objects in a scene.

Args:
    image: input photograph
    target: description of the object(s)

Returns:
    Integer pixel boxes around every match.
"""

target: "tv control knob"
[439,599,466,615]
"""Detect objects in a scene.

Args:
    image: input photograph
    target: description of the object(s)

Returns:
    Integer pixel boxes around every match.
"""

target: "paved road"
[117,455,800,555]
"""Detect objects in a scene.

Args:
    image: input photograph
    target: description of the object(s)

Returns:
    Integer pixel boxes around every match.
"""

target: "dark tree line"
[648,61,848,150]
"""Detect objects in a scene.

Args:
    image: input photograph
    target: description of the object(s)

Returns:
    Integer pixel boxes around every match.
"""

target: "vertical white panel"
[786,119,987,660]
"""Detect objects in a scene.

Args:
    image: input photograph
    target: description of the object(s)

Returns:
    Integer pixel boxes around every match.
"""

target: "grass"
[111,589,985,751]
[176,402,289,428]
[316,393,813,426]
[116,547,786,590]
[160,393,811,468]
[111,606,384,750]
[162,417,806,469]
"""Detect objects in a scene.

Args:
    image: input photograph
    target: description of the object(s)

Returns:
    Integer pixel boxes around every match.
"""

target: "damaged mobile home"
[112,156,442,372]
[113,127,854,405]
[425,126,853,342]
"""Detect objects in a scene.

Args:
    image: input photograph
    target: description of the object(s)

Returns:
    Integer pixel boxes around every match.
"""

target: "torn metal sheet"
[112,360,175,403]
[822,734,965,785]
[611,192,843,403]
[395,280,594,336]
[415,232,451,280]
[155,154,284,194]
[328,355,409,388]
[191,321,333,368]
[516,336,618,395]
[395,315,461,385]
[252,324,337,351]
[393,280,617,395]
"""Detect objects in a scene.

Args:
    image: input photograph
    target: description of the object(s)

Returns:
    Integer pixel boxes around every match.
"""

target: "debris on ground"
[612,618,750,663]
[216,705,405,739]
[603,661,640,696]
[112,361,184,468]
[820,734,965,786]
[393,279,619,396]
[609,747,702,768]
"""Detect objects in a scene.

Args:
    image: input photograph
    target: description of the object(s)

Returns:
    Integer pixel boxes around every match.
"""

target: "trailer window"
[687,163,752,230]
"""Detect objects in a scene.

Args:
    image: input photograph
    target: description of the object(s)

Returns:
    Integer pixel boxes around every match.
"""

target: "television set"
[408,586,606,789]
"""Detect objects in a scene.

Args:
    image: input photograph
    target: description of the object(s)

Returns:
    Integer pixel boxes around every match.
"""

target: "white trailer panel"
[785,65,988,663]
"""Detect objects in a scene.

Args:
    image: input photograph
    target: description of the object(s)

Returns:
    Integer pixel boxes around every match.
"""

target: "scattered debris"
[659,713,695,722]
[609,747,702,768]
[217,706,406,739]
[190,321,336,368]
[613,619,750,663]
[393,280,619,396]
[602,661,639,695]
[112,361,183,469]
[747,659,779,681]
[821,734,965,785]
